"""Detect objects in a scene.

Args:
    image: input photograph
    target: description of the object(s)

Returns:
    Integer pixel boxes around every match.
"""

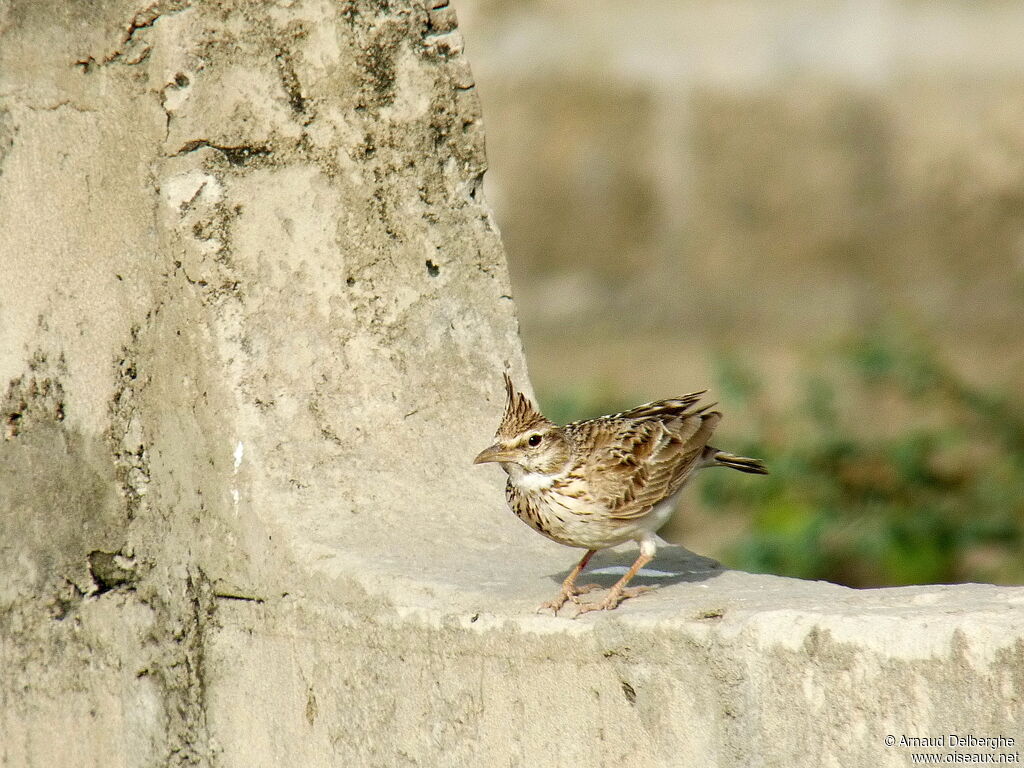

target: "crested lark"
[474,374,767,616]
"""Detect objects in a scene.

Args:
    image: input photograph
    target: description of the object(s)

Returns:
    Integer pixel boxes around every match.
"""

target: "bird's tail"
[702,447,768,475]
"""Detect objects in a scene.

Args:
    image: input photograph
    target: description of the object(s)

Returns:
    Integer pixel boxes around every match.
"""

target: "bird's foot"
[536,583,603,615]
[571,585,654,617]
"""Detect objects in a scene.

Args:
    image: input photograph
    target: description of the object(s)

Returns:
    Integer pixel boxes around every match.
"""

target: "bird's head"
[473,374,570,476]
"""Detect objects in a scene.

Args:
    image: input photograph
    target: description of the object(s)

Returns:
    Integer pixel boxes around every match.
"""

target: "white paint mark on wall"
[231,441,244,513]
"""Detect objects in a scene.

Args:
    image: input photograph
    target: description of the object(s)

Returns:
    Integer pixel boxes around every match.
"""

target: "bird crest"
[497,373,552,439]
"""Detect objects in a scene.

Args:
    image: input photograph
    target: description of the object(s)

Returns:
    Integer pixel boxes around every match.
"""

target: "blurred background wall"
[457,0,1024,587]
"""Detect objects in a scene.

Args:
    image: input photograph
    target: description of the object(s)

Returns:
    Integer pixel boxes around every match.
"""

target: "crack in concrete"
[172,139,272,166]
[27,100,99,113]
[159,72,191,144]
[108,325,151,522]
[136,569,215,766]
[75,1,191,70]
[275,50,314,126]
[213,591,265,604]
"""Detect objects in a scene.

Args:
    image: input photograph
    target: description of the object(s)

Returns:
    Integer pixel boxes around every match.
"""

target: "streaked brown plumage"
[474,374,767,616]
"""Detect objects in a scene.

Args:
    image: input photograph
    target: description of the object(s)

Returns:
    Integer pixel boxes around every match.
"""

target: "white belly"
[530,487,683,551]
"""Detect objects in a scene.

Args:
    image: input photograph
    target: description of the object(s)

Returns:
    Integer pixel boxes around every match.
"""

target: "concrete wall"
[0,0,522,762]
[1,1,1022,766]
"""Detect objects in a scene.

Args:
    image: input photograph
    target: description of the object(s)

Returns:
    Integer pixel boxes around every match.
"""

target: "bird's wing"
[571,401,721,521]
[609,392,706,420]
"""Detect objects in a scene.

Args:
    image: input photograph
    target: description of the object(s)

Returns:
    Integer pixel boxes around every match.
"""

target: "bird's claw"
[571,585,655,617]
[536,583,603,615]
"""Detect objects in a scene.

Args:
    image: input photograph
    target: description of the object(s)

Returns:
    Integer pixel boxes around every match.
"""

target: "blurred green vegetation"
[540,326,1024,588]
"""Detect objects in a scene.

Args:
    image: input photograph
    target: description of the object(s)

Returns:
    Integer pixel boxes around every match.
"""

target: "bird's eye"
[528,434,542,447]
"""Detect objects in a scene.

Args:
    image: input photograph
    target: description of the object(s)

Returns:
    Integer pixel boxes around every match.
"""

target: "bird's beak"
[473,444,515,465]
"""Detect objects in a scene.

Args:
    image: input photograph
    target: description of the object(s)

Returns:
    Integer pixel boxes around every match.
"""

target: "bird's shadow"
[547,544,724,590]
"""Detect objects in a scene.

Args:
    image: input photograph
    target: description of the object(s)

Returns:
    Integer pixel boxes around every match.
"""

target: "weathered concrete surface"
[196,545,1024,767]
[1,1,1022,767]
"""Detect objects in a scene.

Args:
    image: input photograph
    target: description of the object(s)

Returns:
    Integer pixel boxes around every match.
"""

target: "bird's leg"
[574,549,655,616]
[537,549,602,614]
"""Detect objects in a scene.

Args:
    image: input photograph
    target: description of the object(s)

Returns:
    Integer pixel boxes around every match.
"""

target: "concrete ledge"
[196,541,1024,767]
